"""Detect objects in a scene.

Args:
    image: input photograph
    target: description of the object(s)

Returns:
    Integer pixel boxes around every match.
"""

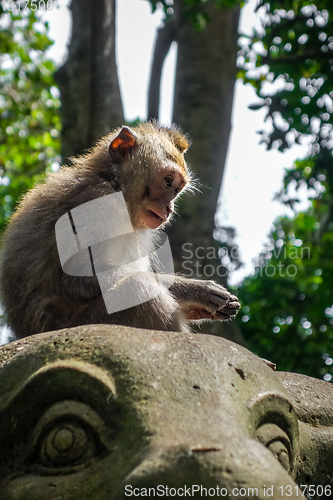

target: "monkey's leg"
[164,277,241,321]
[64,271,188,333]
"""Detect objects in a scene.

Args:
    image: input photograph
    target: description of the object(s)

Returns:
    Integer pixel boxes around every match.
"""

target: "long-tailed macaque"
[0,122,240,338]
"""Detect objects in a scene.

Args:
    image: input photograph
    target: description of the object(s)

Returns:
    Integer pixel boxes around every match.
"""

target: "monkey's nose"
[166,200,174,217]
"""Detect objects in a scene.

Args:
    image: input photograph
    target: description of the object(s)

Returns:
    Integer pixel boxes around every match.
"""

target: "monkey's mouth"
[149,210,164,223]
[141,209,166,229]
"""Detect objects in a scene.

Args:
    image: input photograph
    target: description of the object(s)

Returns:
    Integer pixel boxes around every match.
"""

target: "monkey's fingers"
[180,281,240,321]
[229,294,239,302]
[199,281,232,297]
[198,286,238,311]
[213,299,241,320]
[225,299,241,310]
[213,310,238,320]
[186,300,241,321]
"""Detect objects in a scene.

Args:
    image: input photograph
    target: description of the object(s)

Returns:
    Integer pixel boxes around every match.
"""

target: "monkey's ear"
[174,135,189,153]
[109,127,137,159]
[164,126,190,154]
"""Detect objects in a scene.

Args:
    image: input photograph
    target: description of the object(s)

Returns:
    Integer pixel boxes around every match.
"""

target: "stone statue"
[0,326,331,499]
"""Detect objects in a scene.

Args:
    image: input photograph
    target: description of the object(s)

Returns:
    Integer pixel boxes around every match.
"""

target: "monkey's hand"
[168,278,240,322]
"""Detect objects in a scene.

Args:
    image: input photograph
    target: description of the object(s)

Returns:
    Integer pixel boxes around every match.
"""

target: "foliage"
[0,2,61,233]
[238,207,333,380]
[239,0,333,156]
[148,0,242,30]
[237,0,333,380]
[214,225,243,275]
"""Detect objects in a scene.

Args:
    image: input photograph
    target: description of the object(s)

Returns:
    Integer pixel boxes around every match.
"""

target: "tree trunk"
[55,0,124,161]
[169,2,244,343]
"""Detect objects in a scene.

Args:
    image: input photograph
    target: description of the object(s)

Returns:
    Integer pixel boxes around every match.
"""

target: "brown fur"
[0,122,240,339]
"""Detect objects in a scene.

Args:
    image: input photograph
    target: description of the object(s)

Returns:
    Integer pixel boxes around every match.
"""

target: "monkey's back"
[0,160,116,338]
[0,123,194,338]
[0,166,184,338]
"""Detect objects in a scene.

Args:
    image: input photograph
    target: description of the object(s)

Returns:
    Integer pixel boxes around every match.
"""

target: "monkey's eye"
[164,175,174,188]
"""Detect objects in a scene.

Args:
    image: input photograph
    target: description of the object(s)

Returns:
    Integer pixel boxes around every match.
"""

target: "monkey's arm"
[162,276,241,321]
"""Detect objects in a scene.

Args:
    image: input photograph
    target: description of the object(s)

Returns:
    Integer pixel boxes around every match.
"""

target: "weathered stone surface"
[0,326,331,499]
[278,371,333,489]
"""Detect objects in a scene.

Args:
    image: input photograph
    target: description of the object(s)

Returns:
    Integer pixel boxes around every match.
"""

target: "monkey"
[0,122,240,339]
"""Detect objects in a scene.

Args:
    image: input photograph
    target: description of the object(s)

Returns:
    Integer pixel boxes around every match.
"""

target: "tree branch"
[148,20,176,121]
[54,0,124,162]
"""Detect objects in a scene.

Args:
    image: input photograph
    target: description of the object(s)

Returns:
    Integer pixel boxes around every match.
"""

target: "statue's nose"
[115,440,301,500]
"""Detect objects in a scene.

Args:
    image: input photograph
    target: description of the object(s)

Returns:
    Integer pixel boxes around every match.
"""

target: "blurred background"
[1,0,333,380]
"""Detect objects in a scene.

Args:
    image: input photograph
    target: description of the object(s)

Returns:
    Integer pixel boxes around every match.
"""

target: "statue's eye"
[38,420,98,468]
[266,439,290,471]
[164,175,174,188]
[29,401,110,472]
[255,423,291,472]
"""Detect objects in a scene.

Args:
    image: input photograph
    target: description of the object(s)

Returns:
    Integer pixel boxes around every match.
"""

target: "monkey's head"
[108,123,192,230]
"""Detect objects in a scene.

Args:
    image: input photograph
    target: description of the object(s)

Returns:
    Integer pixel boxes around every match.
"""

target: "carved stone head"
[0,326,331,499]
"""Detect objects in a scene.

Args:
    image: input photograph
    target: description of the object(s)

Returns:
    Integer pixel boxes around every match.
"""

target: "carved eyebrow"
[247,392,299,443]
[0,360,116,417]
[29,360,116,394]
[0,363,116,442]
[0,362,121,478]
